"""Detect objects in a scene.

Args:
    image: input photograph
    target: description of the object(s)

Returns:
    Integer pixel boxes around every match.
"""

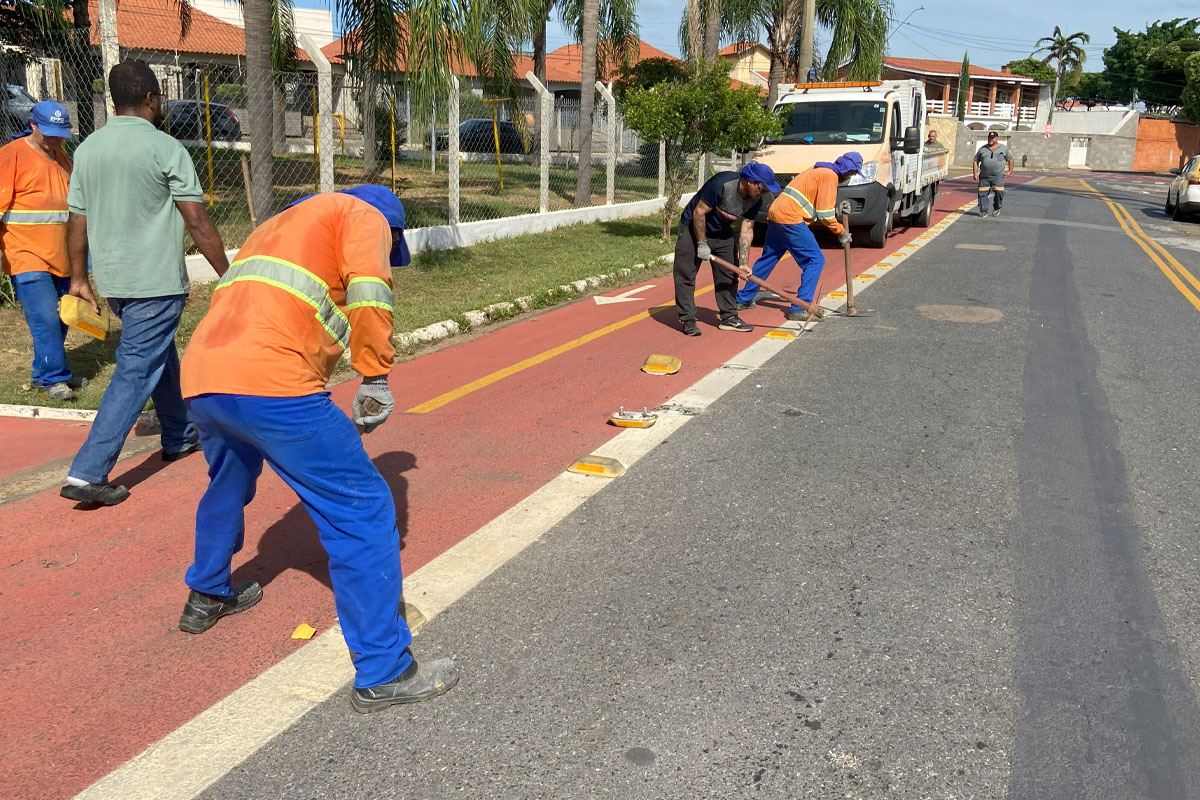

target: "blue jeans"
[735,221,825,310]
[12,271,73,387]
[185,392,412,689]
[68,295,196,484]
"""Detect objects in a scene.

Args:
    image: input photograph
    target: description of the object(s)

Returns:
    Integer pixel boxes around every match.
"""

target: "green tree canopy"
[1005,57,1055,84]
[620,59,781,238]
[1103,18,1200,110]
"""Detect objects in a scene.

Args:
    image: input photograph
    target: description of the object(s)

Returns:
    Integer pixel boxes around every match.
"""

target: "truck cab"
[751,80,948,248]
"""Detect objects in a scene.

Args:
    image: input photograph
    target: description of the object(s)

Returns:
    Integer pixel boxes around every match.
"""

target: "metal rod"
[841,207,857,316]
[240,155,257,228]
[203,74,215,207]
[709,254,824,319]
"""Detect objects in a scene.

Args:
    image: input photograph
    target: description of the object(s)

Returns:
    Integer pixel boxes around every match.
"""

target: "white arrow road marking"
[593,284,657,305]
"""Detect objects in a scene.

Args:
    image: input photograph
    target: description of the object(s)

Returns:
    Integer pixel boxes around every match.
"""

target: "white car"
[1165,155,1200,222]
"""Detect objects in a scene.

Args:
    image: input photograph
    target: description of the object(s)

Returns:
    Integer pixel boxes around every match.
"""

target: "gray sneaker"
[735,300,757,311]
[718,316,753,332]
[47,382,75,402]
[351,657,460,713]
[785,309,811,322]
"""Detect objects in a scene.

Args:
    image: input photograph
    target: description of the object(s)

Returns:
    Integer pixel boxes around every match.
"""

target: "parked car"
[164,99,242,142]
[1166,155,1200,222]
[435,118,528,154]
[4,84,37,134]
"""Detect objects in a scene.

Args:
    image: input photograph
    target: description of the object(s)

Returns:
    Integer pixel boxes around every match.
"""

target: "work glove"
[353,375,394,434]
[696,241,712,261]
[837,231,852,246]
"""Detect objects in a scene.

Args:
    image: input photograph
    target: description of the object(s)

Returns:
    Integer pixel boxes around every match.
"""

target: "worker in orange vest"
[736,152,861,321]
[177,185,458,713]
[0,100,85,401]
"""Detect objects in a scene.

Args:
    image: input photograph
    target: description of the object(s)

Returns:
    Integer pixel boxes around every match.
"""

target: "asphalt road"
[189,175,1200,797]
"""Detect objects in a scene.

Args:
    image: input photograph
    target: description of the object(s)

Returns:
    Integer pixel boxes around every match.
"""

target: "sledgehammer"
[708,254,825,320]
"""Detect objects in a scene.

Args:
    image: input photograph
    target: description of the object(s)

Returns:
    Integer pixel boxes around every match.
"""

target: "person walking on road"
[736,152,861,322]
[61,61,229,508]
[0,100,84,402]
[176,186,459,712]
[674,162,780,336]
[974,131,1013,217]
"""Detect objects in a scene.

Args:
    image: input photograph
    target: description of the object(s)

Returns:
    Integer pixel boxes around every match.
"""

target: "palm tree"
[1032,25,1089,123]
[574,0,598,205]
[816,0,889,80]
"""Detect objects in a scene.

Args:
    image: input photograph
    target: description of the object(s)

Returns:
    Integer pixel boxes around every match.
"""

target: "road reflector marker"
[903,244,920,249]
[608,407,658,428]
[568,455,626,478]
[291,624,316,640]
[765,329,798,340]
[856,274,876,281]
[641,354,682,375]
[828,291,847,298]
[874,263,892,269]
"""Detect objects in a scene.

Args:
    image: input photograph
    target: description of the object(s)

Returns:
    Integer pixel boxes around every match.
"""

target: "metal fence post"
[449,76,460,225]
[696,153,706,190]
[299,34,333,192]
[98,0,119,120]
[526,71,551,214]
[596,81,616,205]
[658,141,666,198]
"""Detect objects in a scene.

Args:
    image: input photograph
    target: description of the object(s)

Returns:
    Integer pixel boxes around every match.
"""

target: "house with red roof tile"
[881,57,1049,132]
[718,41,770,90]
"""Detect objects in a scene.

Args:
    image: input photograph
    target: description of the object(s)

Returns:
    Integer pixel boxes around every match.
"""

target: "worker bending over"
[674,162,780,336]
[736,152,861,321]
[177,185,458,712]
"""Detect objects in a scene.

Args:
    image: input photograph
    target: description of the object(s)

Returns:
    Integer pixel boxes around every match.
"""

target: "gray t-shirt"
[975,144,1013,181]
[67,115,204,298]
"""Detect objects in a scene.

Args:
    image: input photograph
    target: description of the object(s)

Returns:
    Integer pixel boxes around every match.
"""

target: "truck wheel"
[912,194,932,228]
[866,209,890,248]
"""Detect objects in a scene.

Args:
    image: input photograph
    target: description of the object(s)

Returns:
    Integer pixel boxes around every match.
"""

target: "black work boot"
[60,482,129,507]
[681,320,701,337]
[350,656,460,713]
[178,581,263,634]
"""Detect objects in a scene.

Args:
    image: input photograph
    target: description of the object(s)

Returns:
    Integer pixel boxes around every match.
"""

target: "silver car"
[1165,154,1200,222]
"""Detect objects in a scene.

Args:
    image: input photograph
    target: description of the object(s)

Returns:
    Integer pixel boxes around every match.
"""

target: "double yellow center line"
[1078,178,1200,313]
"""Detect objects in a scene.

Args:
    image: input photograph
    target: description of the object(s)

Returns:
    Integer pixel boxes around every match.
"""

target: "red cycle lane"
[0,181,980,799]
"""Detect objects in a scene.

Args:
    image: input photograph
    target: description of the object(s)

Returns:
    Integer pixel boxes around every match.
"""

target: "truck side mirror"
[903,126,921,155]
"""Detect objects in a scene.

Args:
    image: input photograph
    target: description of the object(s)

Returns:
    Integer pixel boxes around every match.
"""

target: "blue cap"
[340,185,410,267]
[29,101,72,138]
[740,162,781,193]
[831,152,863,175]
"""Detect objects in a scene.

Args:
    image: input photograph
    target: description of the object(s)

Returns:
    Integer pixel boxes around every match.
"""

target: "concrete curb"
[0,403,159,428]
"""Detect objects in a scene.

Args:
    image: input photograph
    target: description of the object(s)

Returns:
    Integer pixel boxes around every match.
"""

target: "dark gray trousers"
[673,222,739,323]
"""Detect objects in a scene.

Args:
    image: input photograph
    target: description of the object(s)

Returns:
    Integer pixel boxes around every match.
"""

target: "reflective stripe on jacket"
[181,192,396,398]
[767,166,844,234]
[0,138,72,277]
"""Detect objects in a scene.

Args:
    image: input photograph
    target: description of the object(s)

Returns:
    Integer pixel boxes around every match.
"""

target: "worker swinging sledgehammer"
[176,185,459,713]
[736,152,862,321]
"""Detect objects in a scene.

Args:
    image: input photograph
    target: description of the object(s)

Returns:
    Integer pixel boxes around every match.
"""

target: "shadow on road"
[231,449,417,591]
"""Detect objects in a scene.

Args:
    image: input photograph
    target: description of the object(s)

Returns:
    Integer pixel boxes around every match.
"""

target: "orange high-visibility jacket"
[182,192,396,398]
[0,138,72,277]
[767,166,845,235]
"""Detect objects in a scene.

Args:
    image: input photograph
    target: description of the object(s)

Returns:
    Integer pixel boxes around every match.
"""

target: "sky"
[292,0,1198,72]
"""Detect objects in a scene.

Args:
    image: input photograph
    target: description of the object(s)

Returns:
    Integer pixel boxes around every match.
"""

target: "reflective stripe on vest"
[1,209,69,225]
[813,206,836,221]
[216,256,351,349]
[345,276,394,312]
[779,186,817,219]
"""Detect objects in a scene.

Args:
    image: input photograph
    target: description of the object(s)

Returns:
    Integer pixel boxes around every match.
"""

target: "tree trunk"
[272,83,287,155]
[767,52,785,107]
[362,68,377,179]
[244,0,275,222]
[798,0,816,77]
[574,0,599,206]
[70,0,98,137]
[685,0,702,61]
[702,0,721,60]
[533,12,548,169]
[1048,68,1060,124]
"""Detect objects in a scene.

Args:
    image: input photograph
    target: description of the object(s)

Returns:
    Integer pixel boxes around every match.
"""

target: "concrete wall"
[1134,117,1200,172]
[1050,109,1134,135]
[951,120,1136,171]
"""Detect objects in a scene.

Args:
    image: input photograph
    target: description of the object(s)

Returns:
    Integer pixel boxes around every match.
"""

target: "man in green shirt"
[62,61,229,507]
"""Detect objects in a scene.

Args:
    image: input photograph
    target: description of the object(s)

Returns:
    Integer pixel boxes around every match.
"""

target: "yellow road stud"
[609,407,658,428]
[828,291,847,298]
[568,455,626,478]
[641,354,681,375]
[765,329,798,340]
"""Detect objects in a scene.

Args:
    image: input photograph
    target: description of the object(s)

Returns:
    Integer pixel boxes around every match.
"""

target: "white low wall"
[185,192,692,284]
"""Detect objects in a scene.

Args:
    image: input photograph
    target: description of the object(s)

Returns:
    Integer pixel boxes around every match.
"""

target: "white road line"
[73,208,965,800]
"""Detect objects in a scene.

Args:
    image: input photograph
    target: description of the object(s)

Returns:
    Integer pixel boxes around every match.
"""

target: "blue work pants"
[184,392,412,690]
[12,271,73,387]
[735,221,825,311]
[68,295,195,484]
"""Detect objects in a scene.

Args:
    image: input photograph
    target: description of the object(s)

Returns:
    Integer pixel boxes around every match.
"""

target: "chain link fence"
[2,6,668,258]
